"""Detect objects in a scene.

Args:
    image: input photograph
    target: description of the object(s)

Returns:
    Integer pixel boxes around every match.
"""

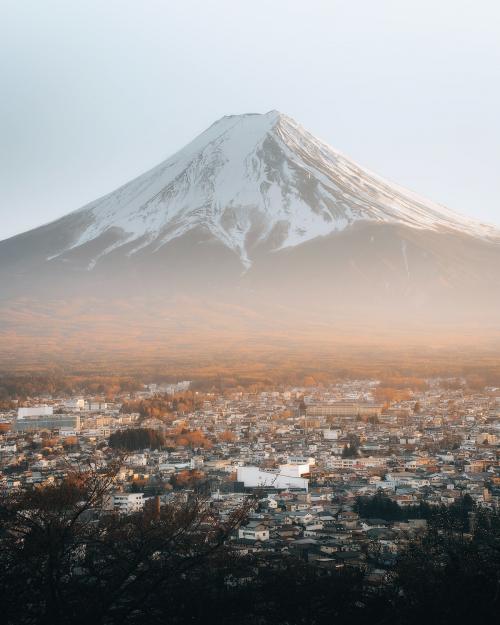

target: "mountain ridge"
[5,110,497,272]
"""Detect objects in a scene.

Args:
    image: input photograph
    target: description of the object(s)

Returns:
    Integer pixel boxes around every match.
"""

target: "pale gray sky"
[1,0,499,241]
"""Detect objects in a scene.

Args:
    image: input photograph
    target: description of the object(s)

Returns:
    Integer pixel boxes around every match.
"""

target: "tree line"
[108,427,213,452]
[354,490,476,526]
[108,428,165,451]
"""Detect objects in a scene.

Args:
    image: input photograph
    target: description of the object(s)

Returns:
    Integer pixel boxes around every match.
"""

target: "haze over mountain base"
[1,295,499,375]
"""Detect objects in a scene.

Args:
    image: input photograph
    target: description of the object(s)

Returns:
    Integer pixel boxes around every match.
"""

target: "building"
[14,414,81,432]
[307,402,383,419]
[64,398,85,411]
[328,456,388,470]
[237,466,308,491]
[278,462,311,478]
[17,406,53,418]
[88,401,108,412]
[323,428,341,440]
[107,493,145,514]
[238,521,270,541]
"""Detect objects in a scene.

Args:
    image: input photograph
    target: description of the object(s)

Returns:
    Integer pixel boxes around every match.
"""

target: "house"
[238,520,270,542]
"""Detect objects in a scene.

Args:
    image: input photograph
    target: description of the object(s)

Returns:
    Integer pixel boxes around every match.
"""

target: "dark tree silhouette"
[109,428,165,451]
[0,462,250,625]
[0,466,499,625]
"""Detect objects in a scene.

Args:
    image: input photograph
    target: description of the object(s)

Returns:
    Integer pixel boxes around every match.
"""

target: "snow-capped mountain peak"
[49,110,499,269]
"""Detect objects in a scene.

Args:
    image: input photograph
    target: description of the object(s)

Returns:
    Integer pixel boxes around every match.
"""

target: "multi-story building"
[14,414,81,432]
[108,493,145,514]
[306,402,383,419]
[17,406,53,418]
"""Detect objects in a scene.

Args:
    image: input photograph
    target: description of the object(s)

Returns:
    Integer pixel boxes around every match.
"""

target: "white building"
[64,398,85,411]
[237,466,308,491]
[384,473,430,489]
[287,455,315,467]
[323,429,341,440]
[278,462,311,478]
[17,406,53,418]
[238,521,270,541]
[108,493,145,514]
[15,414,80,432]
[328,456,388,470]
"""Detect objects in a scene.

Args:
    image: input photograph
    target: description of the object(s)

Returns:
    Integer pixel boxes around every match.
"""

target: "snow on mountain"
[2,109,500,356]
[49,110,498,270]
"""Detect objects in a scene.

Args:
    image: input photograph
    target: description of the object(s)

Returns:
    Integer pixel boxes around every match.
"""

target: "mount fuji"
[1,111,500,359]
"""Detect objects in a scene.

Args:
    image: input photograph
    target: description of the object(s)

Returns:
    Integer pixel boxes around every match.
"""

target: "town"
[1,376,499,575]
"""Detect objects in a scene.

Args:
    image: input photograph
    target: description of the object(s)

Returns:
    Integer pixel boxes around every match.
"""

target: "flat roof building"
[237,466,308,491]
[14,414,81,432]
[306,402,383,418]
[17,406,53,419]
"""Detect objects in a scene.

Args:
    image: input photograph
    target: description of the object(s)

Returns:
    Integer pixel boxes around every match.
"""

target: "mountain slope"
[2,110,498,272]
[1,110,500,360]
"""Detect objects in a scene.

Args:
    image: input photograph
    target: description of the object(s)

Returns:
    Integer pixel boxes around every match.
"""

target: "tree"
[175,429,212,449]
[0,461,250,625]
[386,507,500,624]
[342,434,360,458]
[355,491,403,521]
[170,469,207,490]
[1,463,498,625]
[219,430,237,443]
[108,428,165,451]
